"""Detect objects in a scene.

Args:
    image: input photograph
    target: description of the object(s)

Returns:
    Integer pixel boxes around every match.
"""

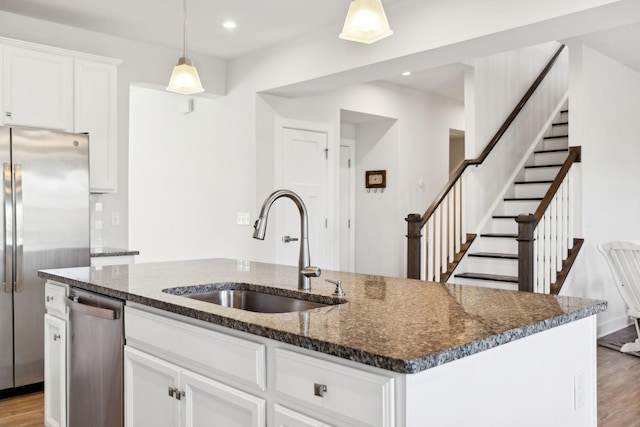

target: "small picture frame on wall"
[365,170,386,193]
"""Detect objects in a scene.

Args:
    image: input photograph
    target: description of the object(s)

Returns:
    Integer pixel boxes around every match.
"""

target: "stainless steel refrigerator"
[0,127,89,392]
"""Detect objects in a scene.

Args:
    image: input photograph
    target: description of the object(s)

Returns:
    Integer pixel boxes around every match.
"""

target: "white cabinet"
[124,346,265,427]
[2,46,73,131]
[44,282,69,427]
[74,60,118,193]
[44,314,67,427]
[273,404,330,427]
[0,37,120,193]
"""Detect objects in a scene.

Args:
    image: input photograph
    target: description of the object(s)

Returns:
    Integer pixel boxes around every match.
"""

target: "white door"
[273,404,329,427]
[276,127,328,269]
[182,369,265,427]
[2,46,73,130]
[339,140,355,272]
[124,347,181,427]
[44,314,66,427]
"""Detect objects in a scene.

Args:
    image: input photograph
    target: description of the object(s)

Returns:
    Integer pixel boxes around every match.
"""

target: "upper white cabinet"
[2,46,73,131]
[74,60,118,192]
[0,38,121,193]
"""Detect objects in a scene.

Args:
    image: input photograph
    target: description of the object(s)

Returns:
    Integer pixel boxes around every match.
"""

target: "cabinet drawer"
[45,281,68,317]
[125,307,266,391]
[274,349,394,427]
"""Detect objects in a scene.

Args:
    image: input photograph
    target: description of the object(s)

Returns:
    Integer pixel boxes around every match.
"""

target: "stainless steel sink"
[162,284,344,313]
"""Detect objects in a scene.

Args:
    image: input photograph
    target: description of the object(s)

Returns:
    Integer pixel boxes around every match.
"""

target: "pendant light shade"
[167,0,204,94]
[339,0,393,44]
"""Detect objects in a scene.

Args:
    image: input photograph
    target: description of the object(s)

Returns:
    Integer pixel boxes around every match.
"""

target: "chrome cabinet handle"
[4,163,12,294]
[168,387,184,400]
[5,112,10,117]
[53,334,61,341]
[314,383,327,397]
[46,295,53,302]
[282,235,299,243]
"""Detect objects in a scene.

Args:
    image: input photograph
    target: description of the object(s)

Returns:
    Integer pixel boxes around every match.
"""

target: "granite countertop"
[90,247,140,257]
[38,258,606,374]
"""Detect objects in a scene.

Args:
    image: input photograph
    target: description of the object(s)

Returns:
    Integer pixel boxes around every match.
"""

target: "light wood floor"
[0,325,638,426]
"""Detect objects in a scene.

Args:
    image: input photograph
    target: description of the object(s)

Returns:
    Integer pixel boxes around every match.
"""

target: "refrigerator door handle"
[14,164,22,293]
[67,296,121,320]
[3,163,12,293]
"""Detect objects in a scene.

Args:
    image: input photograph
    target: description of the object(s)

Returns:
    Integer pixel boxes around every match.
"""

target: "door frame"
[274,118,337,269]
[339,138,356,272]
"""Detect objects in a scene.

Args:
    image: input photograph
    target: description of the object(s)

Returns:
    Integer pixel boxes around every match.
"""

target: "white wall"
[128,88,256,263]
[0,10,225,249]
[258,82,464,277]
[464,43,569,232]
[562,44,640,336]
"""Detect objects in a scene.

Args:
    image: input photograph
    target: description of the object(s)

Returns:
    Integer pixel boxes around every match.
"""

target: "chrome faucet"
[253,189,321,290]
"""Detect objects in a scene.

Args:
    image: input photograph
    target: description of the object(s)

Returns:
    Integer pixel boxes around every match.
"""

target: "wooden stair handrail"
[529,145,581,228]
[516,146,581,292]
[420,44,566,228]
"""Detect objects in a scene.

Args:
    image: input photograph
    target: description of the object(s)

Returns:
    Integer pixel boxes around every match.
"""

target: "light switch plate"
[237,212,250,225]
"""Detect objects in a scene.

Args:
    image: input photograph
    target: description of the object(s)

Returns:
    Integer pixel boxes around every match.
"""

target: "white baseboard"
[597,314,632,338]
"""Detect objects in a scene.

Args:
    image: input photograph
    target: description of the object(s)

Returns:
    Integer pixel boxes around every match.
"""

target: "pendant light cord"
[182,0,187,58]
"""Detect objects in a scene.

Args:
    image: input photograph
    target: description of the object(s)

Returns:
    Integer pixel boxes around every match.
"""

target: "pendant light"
[339,0,393,44]
[167,0,204,94]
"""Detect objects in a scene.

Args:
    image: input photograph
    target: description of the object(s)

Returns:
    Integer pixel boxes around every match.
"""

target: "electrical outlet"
[237,212,250,225]
[111,212,120,227]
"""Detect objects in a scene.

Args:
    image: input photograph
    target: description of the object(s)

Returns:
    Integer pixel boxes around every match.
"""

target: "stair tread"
[514,180,553,185]
[469,252,517,259]
[504,197,543,201]
[480,233,518,239]
[543,135,568,140]
[455,272,519,283]
[493,215,517,219]
[561,109,568,113]
[534,148,568,154]
[525,164,562,169]
[552,121,569,126]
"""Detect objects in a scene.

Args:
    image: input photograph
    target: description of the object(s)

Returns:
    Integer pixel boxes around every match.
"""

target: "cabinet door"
[44,314,66,427]
[124,347,180,427]
[74,60,118,193]
[182,369,265,427]
[2,46,73,130]
[273,404,330,427]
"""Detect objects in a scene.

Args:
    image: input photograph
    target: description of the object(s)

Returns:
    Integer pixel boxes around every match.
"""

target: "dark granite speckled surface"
[38,258,606,374]
[90,247,140,257]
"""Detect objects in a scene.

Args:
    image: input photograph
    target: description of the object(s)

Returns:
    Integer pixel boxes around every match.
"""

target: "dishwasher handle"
[67,295,121,320]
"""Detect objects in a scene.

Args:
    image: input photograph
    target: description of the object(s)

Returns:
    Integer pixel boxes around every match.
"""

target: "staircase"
[451,108,569,290]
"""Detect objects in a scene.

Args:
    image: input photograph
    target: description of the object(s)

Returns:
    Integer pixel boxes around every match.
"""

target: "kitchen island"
[39,258,606,427]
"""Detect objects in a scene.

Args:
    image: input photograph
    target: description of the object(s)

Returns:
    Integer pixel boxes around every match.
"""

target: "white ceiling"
[1,1,639,102]
[0,0,409,59]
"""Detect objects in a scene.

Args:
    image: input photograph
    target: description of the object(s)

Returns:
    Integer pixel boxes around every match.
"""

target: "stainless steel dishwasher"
[67,288,124,427]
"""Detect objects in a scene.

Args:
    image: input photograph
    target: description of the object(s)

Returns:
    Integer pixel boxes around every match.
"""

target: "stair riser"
[495,200,540,216]
[464,257,518,276]
[514,182,551,198]
[540,137,568,151]
[473,237,518,254]
[545,124,568,137]
[533,151,568,166]
[448,276,518,291]
[524,166,561,181]
[487,218,518,234]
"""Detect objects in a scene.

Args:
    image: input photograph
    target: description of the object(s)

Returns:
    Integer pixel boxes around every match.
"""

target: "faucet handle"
[325,279,345,297]
[301,266,321,277]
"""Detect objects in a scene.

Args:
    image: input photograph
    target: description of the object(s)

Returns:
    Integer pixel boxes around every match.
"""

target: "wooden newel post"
[406,213,422,279]
[516,214,536,292]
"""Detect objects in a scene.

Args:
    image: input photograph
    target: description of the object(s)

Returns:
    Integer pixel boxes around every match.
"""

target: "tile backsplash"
[90,194,104,248]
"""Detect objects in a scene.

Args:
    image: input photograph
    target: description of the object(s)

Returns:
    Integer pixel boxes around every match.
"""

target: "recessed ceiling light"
[222,20,237,30]
[402,71,411,76]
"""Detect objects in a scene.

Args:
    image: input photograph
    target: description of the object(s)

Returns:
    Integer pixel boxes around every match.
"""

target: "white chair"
[598,241,640,353]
